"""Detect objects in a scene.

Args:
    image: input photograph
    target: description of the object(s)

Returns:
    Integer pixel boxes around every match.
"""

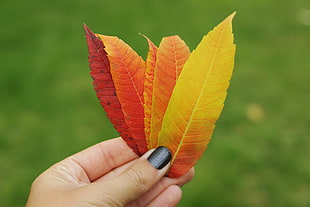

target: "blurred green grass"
[1,0,310,206]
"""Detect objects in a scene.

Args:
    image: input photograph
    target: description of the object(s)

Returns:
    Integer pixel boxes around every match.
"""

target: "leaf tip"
[227,11,237,22]
[138,32,147,39]
[218,12,236,29]
[139,33,151,42]
[83,24,93,36]
[140,33,158,50]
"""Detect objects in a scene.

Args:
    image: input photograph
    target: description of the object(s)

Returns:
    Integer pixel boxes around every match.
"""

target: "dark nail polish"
[147,146,172,170]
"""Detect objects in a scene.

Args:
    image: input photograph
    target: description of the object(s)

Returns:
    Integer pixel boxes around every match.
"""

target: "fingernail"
[147,146,172,170]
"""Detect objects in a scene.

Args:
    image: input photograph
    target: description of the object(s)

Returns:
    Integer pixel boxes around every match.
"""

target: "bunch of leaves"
[84,12,236,177]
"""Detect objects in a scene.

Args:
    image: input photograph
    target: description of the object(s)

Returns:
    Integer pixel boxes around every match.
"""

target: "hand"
[26,138,194,207]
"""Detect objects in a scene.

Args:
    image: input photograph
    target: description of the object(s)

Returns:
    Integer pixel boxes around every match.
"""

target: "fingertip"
[148,185,183,207]
[145,146,172,170]
[171,167,195,187]
[187,167,195,182]
[140,147,172,175]
[167,185,183,203]
[166,185,183,206]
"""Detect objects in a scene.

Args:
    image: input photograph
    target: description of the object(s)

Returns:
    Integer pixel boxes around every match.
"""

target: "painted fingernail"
[147,146,172,170]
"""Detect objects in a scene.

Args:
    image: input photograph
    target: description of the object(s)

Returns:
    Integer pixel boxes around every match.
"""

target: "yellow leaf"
[158,12,236,177]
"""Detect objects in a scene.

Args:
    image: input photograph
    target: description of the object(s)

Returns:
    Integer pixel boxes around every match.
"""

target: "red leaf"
[84,25,140,155]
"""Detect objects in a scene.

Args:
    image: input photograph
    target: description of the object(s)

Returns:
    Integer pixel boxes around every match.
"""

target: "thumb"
[85,146,172,206]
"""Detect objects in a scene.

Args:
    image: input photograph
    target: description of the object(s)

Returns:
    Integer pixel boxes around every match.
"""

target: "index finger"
[70,137,139,182]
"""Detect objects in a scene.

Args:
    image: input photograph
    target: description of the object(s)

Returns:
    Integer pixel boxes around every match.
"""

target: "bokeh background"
[1,0,309,206]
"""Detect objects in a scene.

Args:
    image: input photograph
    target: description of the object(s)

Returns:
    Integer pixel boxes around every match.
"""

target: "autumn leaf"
[97,34,148,154]
[149,36,190,149]
[84,25,140,155]
[158,12,236,177]
[141,35,158,150]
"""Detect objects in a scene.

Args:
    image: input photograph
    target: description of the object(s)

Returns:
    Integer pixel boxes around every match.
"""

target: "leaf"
[84,25,140,155]
[149,36,190,149]
[158,12,236,177]
[97,34,148,154]
[141,35,158,149]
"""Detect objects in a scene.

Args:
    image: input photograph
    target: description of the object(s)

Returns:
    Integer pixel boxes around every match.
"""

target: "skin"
[26,138,194,207]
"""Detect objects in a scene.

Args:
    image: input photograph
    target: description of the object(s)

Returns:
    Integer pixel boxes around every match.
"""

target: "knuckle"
[101,193,124,207]
[125,167,149,193]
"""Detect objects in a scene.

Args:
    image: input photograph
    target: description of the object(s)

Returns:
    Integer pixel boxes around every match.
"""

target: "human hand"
[26,138,194,207]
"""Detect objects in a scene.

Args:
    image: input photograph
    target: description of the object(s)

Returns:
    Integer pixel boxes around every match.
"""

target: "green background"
[1,0,309,206]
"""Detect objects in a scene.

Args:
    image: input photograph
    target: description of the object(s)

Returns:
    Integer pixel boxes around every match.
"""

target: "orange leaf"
[141,35,158,149]
[158,12,236,177]
[84,25,140,155]
[98,34,148,154]
[149,36,190,149]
